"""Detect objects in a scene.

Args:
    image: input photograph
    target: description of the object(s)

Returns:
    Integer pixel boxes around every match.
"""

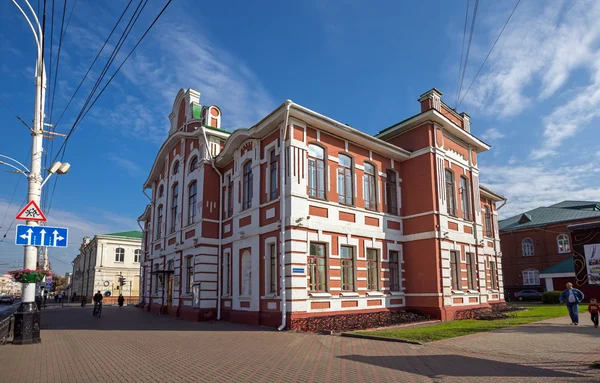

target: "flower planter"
[16,273,42,283]
[9,269,52,284]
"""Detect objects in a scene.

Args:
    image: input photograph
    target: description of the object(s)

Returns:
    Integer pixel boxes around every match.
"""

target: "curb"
[340,332,423,345]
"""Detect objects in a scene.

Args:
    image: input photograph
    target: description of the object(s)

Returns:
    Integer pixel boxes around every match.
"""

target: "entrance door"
[167,274,174,314]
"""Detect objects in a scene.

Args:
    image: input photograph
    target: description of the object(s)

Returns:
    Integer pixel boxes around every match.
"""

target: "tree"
[52,276,66,293]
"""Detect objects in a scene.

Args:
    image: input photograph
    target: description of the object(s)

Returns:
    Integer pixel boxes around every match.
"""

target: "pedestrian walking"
[588,298,600,328]
[560,282,585,325]
[118,294,124,308]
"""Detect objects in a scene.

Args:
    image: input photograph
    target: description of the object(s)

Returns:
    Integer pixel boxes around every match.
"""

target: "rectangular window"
[223,252,230,296]
[484,206,493,237]
[385,170,398,215]
[188,182,197,225]
[337,154,353,205]
[186,256,194,293]
[134,250,141,263]
[460,177,471,221]
[366,248,379,290]
[269,150,277,201]
[115,248,124,262]
[340,246,355,291]
[308,243,327,292]
[490,260,498,290]
[227,175,233,218]
[466,252,477,290]
[308,144,325,199]
[153,264,159,293]
[156,206,163,240]
[363,163,377,210]
[389,250,400,291]
[268,243,277,294]
[445,170,457,216]
[242,161,253,210]
[171,184,179,233]
[450,251,460,290]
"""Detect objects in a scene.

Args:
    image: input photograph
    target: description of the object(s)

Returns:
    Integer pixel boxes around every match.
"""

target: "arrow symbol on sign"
[39,229,46,246]
[20,228,33,246]
[52,230,64,247]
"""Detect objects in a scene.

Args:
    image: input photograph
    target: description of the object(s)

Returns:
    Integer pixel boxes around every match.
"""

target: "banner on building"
[584,243,600,284]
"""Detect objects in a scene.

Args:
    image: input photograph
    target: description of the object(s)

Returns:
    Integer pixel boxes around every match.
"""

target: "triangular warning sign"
[15,201,47,222]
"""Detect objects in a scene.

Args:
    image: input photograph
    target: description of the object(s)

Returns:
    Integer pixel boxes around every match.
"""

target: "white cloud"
[480,127,505,141]
[480,161,600,219]
[108,153,143,176]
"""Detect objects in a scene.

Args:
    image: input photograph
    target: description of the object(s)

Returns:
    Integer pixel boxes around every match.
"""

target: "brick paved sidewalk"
[0,306,597,383]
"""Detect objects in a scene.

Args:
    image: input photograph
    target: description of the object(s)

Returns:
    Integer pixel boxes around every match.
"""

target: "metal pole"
[13,0,46,345]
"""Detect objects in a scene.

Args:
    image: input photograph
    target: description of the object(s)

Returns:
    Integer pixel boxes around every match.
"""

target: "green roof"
[540,257,575,275]
[499,200,600,231]
[202,124,231,135]
[101,231,143,239]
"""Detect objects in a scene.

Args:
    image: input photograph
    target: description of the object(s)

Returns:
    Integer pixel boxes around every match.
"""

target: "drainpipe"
[497,198,507,210]
[142,187,152,201]
[279,101,292,331]
[202,126,224,320]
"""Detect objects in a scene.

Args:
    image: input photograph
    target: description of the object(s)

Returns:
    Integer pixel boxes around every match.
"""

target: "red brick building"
[137,87,505,329]
[499,201,600,299]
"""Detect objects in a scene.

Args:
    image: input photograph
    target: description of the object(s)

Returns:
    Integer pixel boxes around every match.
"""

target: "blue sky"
[1,0,600,275]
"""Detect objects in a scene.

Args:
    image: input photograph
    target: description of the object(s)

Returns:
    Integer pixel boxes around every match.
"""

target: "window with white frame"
[134,249,141,263]
[307,144,325,199]
[466,252,477,290]
[242,161,253,210]
[460,176,472,221]
[363,163,377,210]
[557,234,570,253]
[308,243,327,292]
[445,169,457,216]
[484,206,493,237]
[171,183,179,233]
[156,205,163,240]
[366,248,379,291]
[186,256,194,293]
[337,154,353,205]
[522,238,534,256]
[340,246,355,291]
[450,250,460,290]
[189,156,198,173]
[158,184,164,198]
[385,170,398,215]
[172,160,180,175]
[267,243,277,295]
[222,252,230,296]
[490,259,498,290]
[523,269,540,285]
[269,149,277,201]
[115,248,125,262]
[188,181,197,225]
[240,251,252,296]
[389,250,401,291]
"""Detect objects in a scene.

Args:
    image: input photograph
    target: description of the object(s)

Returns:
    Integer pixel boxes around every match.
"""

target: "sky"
[1,0,600,275]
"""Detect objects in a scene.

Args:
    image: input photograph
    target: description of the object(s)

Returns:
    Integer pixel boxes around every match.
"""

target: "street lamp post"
[10,0,70,345]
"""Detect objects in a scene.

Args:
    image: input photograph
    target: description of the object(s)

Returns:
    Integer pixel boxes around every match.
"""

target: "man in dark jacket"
[118,294,125,308]
[92,291,103,315]
[560,282,585,325]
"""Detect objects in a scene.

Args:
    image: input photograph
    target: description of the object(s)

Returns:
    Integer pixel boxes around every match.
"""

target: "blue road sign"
[15,225,68,247]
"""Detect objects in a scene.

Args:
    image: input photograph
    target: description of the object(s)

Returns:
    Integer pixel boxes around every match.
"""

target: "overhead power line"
[455,0,479,110]
[455,0,470,108]
[456,0,522,110]
[0,98,31,130]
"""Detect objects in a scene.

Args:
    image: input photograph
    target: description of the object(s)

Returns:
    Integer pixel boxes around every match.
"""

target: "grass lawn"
[354,303,588,343]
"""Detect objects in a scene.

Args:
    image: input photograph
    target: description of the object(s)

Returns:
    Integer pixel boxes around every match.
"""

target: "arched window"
[385,170,398,215]
[338,154,353,205]
[484,206,493,237]
[188,181,197,225]
[557,234,570,253]
[363,162,377,210]
[445,169,457,216]
[189,156,198,173]
[523,269,540,285]
[172,160,180,175]
[158,185,164,198]
[242,161,253,210]
[134,249,141,263]
[115,247,125,262]
[460,176,471,221]
[171,183,179,233]
[308,144,325,199]
[522,238,534,256]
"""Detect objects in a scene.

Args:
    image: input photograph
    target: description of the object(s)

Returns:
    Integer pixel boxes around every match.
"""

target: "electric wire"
[455,0,479,109]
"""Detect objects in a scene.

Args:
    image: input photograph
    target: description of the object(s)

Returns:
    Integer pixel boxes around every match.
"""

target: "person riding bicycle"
[93,290,103,315]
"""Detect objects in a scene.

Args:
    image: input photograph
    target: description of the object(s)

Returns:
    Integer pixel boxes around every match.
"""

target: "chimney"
[460,113,471,133]
[418,88,442,113]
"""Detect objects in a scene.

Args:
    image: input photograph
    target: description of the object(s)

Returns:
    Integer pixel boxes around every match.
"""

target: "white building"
[70,231,142,301]
[0,274,21,296]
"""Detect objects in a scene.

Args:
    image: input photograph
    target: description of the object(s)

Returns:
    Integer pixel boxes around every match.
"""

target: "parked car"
[0,296,15,304]
[513,290,543,301]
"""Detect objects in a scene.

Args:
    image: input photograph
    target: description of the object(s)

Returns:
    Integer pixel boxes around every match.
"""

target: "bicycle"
[92,302,102,318]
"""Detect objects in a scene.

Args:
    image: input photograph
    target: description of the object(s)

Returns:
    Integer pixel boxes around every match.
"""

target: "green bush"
[542,291,561,304]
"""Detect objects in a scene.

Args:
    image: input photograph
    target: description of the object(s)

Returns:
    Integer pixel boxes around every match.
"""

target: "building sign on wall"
[584,244,600,284]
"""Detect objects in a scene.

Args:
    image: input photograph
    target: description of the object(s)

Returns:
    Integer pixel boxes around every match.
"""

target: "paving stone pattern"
[0,305,598,383]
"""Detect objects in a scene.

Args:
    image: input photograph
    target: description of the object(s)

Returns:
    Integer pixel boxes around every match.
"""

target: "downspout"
[202,126,224,320]
[497,198,507,211]
[279,101,292,331]
[142,187,152,201]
